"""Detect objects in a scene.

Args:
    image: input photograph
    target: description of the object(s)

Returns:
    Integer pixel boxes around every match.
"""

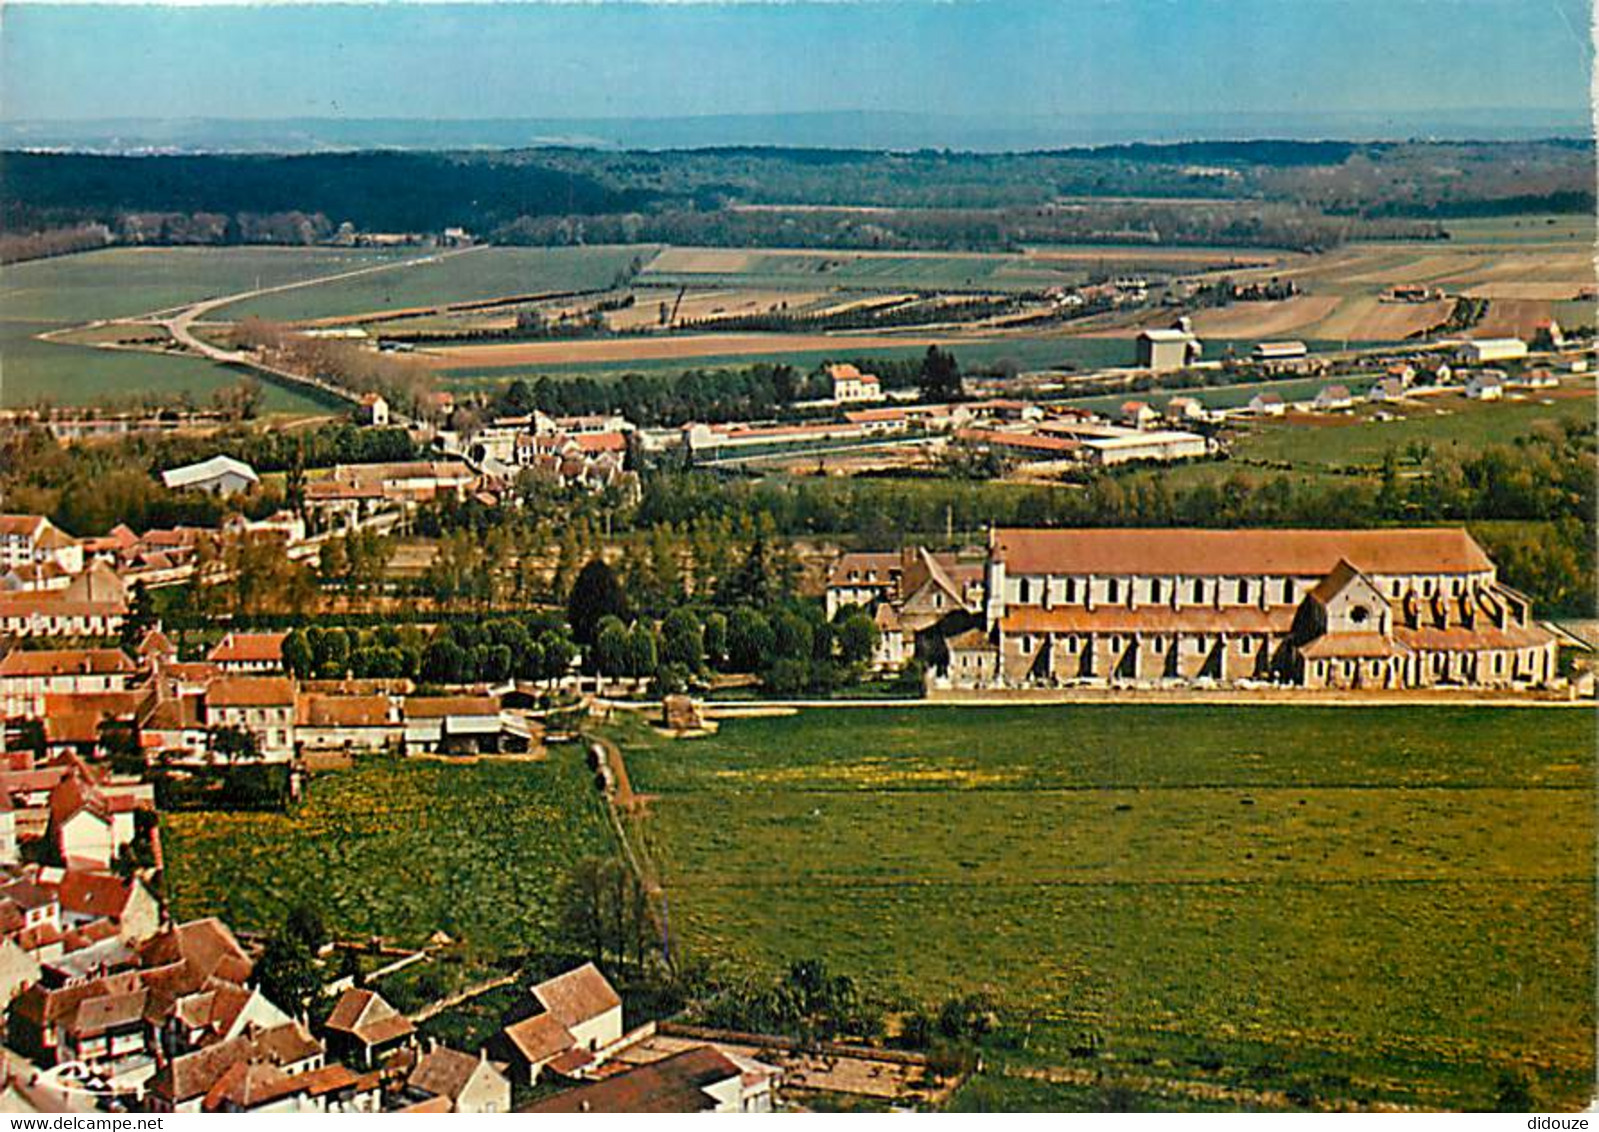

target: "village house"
[826,363,886,404]
[46,776,152,871]
[402,1044,510,1114]
[359,393,389,427]
[1367,377,1408,404]
[295,694,400,754]
[53,871,160,945]
[206,631,288,674]
[1165,395,1206,422]
[524,1044,779,1114]
[0,589,127,639]
[1120,401,1159,430]
[0,650,137,717]
[923,527,1558,692]
[498,962,623,1085]
[1465,371,1505,401]
[322,987,415,1069]
[1313,384,1355,411]
[202,678,298,762]
[1247,391,1287,416]
[0,516,83,577]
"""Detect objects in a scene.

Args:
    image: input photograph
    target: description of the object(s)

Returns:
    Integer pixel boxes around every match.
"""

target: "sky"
[1,0,1592,130]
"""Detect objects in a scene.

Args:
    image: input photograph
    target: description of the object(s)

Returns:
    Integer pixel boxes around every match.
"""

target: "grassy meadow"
[218,245,653,322]
[619,705,1595,1110]
[1230,388,1595,471]
[1,245,410,409]
[162,750,614,956]
[0,245,414,323]
[0,321,331,412]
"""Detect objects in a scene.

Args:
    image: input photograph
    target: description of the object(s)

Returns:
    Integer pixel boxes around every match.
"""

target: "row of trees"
[280,615,580,686]
[485,353,943,428]
[232,319,437,421]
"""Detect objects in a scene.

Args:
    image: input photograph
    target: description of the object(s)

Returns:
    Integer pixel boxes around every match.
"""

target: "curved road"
[145,243,486,417]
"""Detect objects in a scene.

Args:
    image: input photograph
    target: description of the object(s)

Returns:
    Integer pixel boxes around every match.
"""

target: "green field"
[637,247,1264,295]
[0,321,331,412]
[162,751,614,955]
[1232,389,1595,471]
[1437,215,1597,245]
[435,335,1345,385]
[621,705,1594,1110]
[0,246,415,323]
[0,246,414,410]
[219,245,654,322]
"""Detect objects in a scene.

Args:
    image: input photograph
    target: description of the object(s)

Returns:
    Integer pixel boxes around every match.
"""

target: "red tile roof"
[531,962,621,1029]
[0,649,134,678]
[993,528,1494,578]
[206,677,296,708]
[207,632,287,665]
[523,1045,741,1114]
[1001,605,1297,635]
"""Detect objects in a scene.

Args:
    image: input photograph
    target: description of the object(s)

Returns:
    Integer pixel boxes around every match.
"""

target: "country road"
[57,243,489,416]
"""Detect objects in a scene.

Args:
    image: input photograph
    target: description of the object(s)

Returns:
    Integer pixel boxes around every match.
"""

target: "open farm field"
[641,247,1097,294]
[1063,371,1380,417]
[433,334,1187,383]
[1023,242,1295,268]
[1302,296,1453,342]
[420,330,980,370]
[218,245,655,322]
[0,319,331,412]
[0,245,416,323]
[163,751,612,956]
[1230,386,1595,470]
[1180,295,1343,338]
[606,286,832,331]
[1471,299,1564,340]
[1438,215,1597,244]
[621,705,1594,1111]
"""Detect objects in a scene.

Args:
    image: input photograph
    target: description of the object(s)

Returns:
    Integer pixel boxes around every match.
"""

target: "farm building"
[1120,401,1159,429]
[682,419,873,463]
[922,527,1559,692]
[1465,372,1505,401]
[1165,396,1206,421]
[1367,378,1407,403]
[1313,385,1354,411]
[1247,392,1287,416]
[1456,338,1528,364]
[160,456,260,496]
[1078,430,1209,467]
[1251,341,1309,363]
[1135,326,1201,373]
[359,394,390,427]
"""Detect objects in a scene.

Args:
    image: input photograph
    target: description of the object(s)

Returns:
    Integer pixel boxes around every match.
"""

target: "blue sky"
[2,0,1591,125]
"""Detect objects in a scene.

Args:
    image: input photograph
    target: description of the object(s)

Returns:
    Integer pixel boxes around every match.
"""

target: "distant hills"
[1,109,1588,156]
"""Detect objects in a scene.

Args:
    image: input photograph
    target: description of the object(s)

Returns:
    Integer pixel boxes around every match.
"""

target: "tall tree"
[568,558,629,645]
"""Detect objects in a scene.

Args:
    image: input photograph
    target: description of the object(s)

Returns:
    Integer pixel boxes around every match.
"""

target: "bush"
[764,658,810,696]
